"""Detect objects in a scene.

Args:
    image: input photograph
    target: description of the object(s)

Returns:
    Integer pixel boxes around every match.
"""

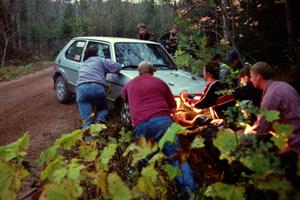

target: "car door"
[61,40,87,88]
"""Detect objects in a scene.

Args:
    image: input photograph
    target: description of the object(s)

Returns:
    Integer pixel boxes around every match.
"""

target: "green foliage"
[54,130,83,150]
[0,162,29,200]
[205,182,245,200]
[78,140,98,162]
[88,123,107,136]
[255,177,292,200]
[164,164,182,180]
[191,135,205,149]
[137,164,166,199]
[100,143,118,171]
[158,123,186,149]
[108,173,132,200]
[260,109,280,122]
[0,62,51,80]
[0,134,29,200]
[271,122,293,150]
[225,100,259,128]
[39,179,83,200]
[123,136,158,166]
[213,129,237,162]
[0,132,29,163]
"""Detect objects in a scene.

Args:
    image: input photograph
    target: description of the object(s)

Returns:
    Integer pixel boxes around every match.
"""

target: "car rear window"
[65,41,86,62]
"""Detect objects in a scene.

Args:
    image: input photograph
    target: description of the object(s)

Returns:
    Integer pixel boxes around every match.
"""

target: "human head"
[250,62,275,88]
[227,50,241,69]
[137,23,147,36]
[203,62,220,81]
[238,66,251,86]
[170,25,178,36]
[211,53,222,64]
[138,61,156,75]
[84,47,98,60]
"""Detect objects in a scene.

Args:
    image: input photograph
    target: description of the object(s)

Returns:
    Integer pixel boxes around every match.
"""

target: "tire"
[55,76,71,103]
[120,101,132,127]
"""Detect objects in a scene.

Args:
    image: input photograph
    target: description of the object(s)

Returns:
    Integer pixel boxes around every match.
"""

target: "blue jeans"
[135,116,196,191]
[76,83,108,128]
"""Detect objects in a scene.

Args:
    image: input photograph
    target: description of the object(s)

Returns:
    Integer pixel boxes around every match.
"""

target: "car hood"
[120,69,206,96]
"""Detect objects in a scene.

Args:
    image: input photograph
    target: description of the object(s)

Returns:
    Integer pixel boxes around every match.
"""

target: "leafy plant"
[0,133,30,200]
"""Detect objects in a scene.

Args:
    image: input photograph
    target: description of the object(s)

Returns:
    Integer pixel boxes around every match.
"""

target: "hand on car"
[180,90,189,100]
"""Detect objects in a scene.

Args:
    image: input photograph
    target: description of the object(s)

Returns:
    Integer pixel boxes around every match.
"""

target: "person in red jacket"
[181,62,236,119]
[122,61,196,195]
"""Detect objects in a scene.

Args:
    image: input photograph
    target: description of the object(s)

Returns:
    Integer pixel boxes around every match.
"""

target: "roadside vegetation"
[0,61,51,81]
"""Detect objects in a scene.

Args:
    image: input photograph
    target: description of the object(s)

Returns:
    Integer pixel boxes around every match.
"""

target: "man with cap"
[122,61,196,195]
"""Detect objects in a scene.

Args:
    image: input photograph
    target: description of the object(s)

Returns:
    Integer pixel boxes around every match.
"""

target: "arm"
[104,59,122,73]
[163,82,177,111]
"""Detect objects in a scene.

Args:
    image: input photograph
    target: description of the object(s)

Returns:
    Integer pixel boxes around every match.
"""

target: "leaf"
[0,162,29,200]
[78,141,98,162]
[107,173,132,200]
[40,156,65,182]
[256,177,292,200]
[191,135,205,149]
[260,109,280,122]
[0,132,29,163]
[67,159,84,180]
[148,152,165,164]
[55,129,83,150]
[89,124,107,136]
[164,164,182,180]
[239,153,272,175]
[137,164,159,199]
[93,170,108,195]
[100,143,117,171]
[36,145,59,166]
[39,179,83,200]
[119,127,134,144]
[159,123,186,149]
[123,137,158,166]
[271,122,293,151]
[204,182,245,200]
[213,129,237,162]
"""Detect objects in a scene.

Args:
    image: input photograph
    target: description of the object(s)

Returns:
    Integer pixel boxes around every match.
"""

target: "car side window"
[85,42,111,61]
[65,41,86,62]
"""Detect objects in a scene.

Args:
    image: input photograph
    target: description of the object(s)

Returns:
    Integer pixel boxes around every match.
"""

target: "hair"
[84,47,98,60]
[250,62,275,80]
[204,62,220,80]
[137,23,146,30]
[171,24,179,30]
[211,53,222,61]
[226,50,239,63]
[138,61,156,75]
[239,66,250,78]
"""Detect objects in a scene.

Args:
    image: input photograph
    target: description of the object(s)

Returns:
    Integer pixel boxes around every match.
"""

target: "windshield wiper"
[122,65,138,69]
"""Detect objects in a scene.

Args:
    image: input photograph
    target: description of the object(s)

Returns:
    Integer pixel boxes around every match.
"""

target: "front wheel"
[55,76,71,103]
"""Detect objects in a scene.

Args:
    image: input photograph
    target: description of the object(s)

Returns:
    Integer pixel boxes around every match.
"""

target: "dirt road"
[0,67,81,161]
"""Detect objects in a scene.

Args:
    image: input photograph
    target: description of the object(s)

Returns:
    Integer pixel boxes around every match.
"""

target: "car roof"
[73,36,158,45]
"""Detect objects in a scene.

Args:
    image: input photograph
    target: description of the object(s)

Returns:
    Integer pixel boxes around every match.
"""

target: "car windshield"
[114,42,176,69]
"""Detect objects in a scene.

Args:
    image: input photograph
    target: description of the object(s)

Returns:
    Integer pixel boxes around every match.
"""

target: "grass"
[0,61,52,81]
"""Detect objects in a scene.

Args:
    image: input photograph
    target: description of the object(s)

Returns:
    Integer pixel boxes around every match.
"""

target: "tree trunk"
[285,0,300,65]
[1,34,9,68]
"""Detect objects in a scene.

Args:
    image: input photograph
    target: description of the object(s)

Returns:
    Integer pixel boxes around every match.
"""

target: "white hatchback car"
[52,37,206,125]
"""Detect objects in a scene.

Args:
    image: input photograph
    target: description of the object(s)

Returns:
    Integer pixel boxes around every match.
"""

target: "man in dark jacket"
[159,25,179,55]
